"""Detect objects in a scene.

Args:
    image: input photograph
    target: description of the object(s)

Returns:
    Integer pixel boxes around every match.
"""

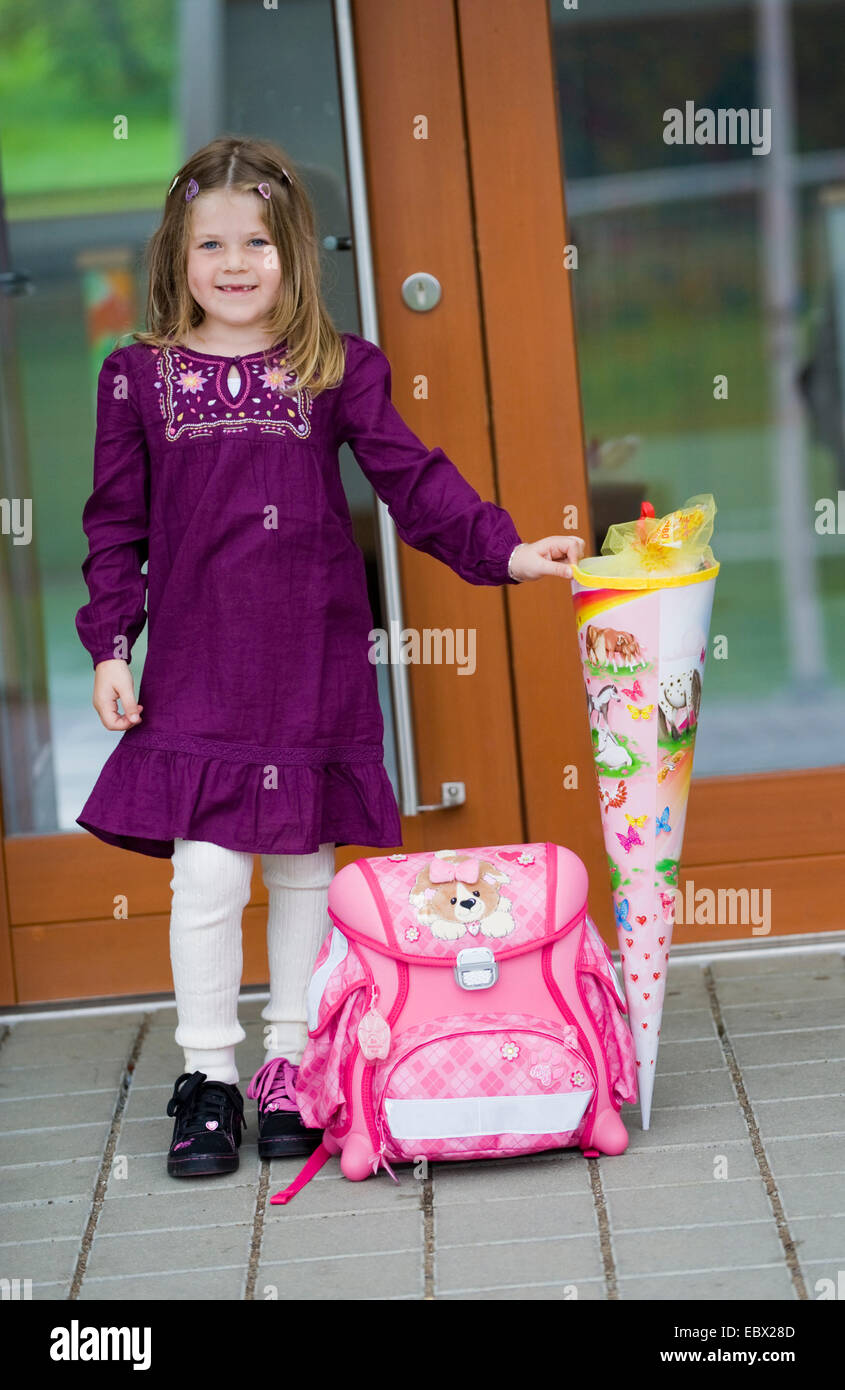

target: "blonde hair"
[126,134,346,395]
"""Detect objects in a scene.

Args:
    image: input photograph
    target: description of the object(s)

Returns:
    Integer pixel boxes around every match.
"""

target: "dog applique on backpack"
[272,843,637,1205]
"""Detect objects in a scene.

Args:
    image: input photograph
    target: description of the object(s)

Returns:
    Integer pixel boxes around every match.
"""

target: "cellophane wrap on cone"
[570,495,719,1128]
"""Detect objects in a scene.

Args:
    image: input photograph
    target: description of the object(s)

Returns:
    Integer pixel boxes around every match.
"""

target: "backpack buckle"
[454,946,498,990]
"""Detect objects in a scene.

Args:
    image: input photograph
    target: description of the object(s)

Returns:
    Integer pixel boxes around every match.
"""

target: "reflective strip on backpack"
[383,1089,594,1139]
[306,925,349,1031]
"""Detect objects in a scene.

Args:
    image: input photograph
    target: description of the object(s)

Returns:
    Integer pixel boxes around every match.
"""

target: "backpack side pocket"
[296,926,370,1131]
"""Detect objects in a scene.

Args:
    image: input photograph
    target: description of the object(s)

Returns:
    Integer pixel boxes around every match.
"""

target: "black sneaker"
[166,1071,246,1177]
[247,1057,323,1159]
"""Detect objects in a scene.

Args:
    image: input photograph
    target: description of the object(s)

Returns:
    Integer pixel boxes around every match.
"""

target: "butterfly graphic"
[614,897,631,931]
[628,704,654,720]
[625,813,648,828]
[656,805,672,835]
[616,825,643,854]
[621,679,644,700]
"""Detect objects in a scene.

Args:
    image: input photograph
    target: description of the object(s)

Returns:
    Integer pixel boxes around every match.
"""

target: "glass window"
[549,0,845,774]
[0,0,398,836]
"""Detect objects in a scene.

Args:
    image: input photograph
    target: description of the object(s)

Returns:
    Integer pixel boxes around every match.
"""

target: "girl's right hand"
[93,659,143,731]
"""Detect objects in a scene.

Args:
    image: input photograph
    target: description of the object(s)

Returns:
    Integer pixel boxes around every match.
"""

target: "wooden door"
[3,0,841,1008]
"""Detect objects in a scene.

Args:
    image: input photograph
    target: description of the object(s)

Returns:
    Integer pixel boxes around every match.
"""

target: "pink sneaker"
[247,1057,323,1159]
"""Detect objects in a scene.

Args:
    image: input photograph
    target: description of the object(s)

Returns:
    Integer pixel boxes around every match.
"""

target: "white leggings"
[168,837,336,1085]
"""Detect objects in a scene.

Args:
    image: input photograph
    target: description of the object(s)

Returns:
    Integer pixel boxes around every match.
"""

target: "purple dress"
[75,332,523,859]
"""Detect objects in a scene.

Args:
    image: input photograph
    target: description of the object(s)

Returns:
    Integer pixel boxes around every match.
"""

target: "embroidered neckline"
[171,338,288,362]
[155,342,312,440]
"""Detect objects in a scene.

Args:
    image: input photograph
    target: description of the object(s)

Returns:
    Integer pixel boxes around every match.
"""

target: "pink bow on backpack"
[429,856,479,884]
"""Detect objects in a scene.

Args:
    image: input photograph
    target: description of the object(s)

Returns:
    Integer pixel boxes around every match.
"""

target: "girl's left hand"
[509,535,586,581]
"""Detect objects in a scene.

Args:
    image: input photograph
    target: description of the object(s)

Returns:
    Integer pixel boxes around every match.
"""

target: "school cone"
[570,499,719,1128]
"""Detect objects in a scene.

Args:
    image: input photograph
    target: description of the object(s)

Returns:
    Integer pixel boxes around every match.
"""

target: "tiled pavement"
[0,949,843,1301]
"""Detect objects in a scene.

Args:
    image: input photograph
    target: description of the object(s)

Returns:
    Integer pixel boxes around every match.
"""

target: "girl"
[75,135,585,1177]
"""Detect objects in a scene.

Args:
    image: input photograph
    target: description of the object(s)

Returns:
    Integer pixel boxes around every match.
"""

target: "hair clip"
[168,174,180,195]
[185,178,200,202]
[257,182,271,200]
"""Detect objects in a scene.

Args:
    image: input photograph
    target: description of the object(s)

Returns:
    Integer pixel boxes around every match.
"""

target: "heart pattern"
[205,1121,219,1131]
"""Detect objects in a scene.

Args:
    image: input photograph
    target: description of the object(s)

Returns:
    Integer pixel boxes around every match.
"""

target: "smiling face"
[184,188,282,343]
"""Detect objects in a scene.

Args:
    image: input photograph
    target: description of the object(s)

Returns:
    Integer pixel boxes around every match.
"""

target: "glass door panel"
[548,0,845,775]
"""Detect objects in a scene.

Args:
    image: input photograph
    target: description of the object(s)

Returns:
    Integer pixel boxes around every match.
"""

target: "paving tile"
[657,1038,725,1072]
[435,1193,595,1244]
[606,1177,773,1230]
[788,1214,845,1264]
[262,1209,422,1262]
[0,1236,80,1284]
[766,1134,845,1179]
[30,1280,73,1301]
[78,1267,247,1300]
[753,1095,845,1140]
[777,1174,845,1220]
[0,1198,90,1244]
[0,1059,125,1099]
[103,1151,261,1198]
[621,1102,747,1149]
[435,1231,603,1291]
[84,1223,252,1278]
[663,981,712,1008]
[436,1276,606,1299]
[96,1185,257,1235]
[613,1218,784,1277]
[7,1013,147,1040]
[617,1263,796,1300]
[599,1141,761,1191]
[715,973,845,1006]
[732,1028,845,1068]
[650,1069,736,1106]
[0,1027,137,1068]
[657,1009,717,1043]
[256,1250,422,1299]
[433,1152,592,1203]
[267,1162,422,1215]
[721,1000,845,1034]
[0,1090,118,1131]
[0,1157,101,1205]
[709,953,843,980]
[143,1008,179,1031]
[0,1123,110,1167]
[741,1060,842,1102]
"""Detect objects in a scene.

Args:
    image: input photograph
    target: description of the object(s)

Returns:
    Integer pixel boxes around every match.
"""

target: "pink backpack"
[272,842,637,1206]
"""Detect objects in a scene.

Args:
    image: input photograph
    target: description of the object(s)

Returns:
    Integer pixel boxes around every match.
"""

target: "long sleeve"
[334,334,523,586]
[75,347,150,668]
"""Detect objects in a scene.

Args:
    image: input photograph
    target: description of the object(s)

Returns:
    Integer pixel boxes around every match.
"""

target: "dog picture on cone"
[409,850,515,941]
